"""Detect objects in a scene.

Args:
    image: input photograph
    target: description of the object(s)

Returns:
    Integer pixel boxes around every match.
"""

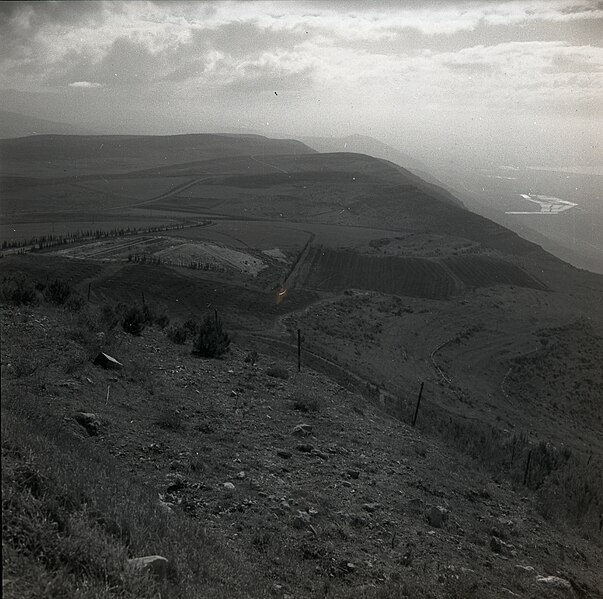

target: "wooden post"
[412,382,424,427]
[87,282,91,301]
[297,328,301,372]
[510,437,516,465]
[214,308,218,323]
[523,449,532,486]
[141,291,146,305]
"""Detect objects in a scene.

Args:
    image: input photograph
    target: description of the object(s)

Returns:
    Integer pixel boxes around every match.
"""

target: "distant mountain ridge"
[0,110,97,138]
[0,133,317,177]
[299,134,429,177]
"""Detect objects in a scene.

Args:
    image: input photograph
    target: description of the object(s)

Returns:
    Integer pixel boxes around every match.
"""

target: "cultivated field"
[298,247,459,299]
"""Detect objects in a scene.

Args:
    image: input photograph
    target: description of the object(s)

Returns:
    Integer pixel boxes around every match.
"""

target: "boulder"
[92,352,123,370]
[291,423,313,437]
[128,555,169,581]
[277,449,292,459]
[296,443,314,453]
[74,412,102,436]
[535,575,571,590]
[426,505,449,528]
[223,482,235,490]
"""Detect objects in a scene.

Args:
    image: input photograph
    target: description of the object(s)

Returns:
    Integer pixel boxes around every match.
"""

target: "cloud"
[68,81,103,88]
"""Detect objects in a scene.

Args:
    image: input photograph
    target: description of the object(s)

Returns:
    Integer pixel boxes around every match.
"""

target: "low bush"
[0,275,38,305]
[43,278,73,305]
[121,306,146,336]
[291,390,320,413]
[154,408,183,431]
[266,365,289,380]
[192,314,230,359]
[166,324,189,345]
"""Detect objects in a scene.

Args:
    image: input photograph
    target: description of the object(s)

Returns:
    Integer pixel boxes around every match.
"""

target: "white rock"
[223,482,235,490]
[128,555,169,580]
[536,575,571,589]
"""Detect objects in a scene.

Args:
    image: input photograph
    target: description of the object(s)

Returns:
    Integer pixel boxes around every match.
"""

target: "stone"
[292,510,312,529]
[74,412,102,436]
[426,505,449,528]
[92,352,123,370]
[277,449,292,459]
[166,474,187,492]
[535,575,571,590]
[291,423,312,437]
[490,536,503,553]
[236,471,246,479]
[128,555,169,581]
[314,450,329,460]
[406,498,423,513]
[158,500,174,515]
[223,482,235,490]
[362,502,381,513]
[347,469,360,479]
[296,443,314,453]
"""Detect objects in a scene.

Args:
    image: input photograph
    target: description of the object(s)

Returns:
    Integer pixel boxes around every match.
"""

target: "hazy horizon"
[1,0,602,171]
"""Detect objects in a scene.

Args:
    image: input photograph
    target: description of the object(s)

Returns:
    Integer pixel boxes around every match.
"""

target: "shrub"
[183,319,200,336]
[192,314,230,358]
[120,306,146,336]
[0,275,38,305]
[43,279,73,305]
[291,390,320,413]
[266,365,289,380]
[142,303,170,328]
[154,408,183,431]
[166,324,189,345]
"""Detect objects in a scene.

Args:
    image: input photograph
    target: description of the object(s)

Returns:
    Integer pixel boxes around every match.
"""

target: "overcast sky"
[1,0,601,167]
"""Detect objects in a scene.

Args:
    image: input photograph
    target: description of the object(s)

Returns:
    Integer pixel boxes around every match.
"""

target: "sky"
[1,0,602,168]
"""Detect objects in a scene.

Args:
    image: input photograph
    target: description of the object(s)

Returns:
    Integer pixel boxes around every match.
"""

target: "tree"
[192,313,230,358]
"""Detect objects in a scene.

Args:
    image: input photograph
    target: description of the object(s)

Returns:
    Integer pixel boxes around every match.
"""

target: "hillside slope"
[2,299,602,598]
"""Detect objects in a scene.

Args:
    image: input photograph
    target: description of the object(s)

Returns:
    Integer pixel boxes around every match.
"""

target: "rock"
[347,469,360,479]
[292,510,312,529]
[342,481,352,487]
[223,482,235,490]
[536,575,571,590]
[128,555,169,581]
[277,449,292,459]
[515,565,535,573]
[314,450,329,460]
[166,474,187,492]
[296,443,314,453]
[158,500,174,515]
[92,352,123,370]
[490,536,503,553]
[406,498,423,513]
[74,412,102,436]
[291,423,312,437]
[362,502,381,513]
[426,505,449,528]
[236,471,246,479]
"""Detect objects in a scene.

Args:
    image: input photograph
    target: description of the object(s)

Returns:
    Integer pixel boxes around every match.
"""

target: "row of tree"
[1,220,209,252]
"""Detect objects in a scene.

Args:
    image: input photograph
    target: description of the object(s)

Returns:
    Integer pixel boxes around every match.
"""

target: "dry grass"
[1,394,269,599]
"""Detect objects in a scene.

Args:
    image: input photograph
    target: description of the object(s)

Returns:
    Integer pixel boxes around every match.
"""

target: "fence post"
[214,309,218,323]
[298,329,301,372]
[523,449,533,486]
[412,382,424,427]
[141,291,146,306]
